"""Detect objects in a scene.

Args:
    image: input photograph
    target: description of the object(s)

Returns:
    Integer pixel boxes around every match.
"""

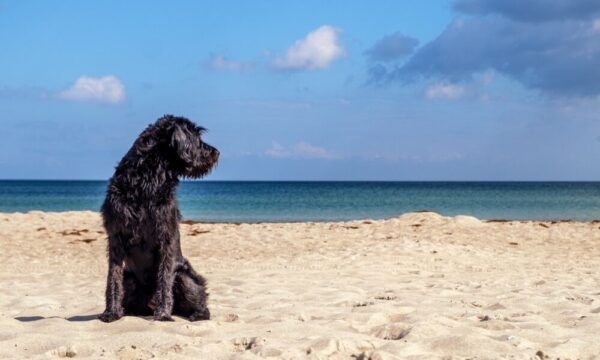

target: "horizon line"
[1,179,599,183]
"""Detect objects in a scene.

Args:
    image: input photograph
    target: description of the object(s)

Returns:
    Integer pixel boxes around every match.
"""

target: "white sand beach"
[1,211,599,359]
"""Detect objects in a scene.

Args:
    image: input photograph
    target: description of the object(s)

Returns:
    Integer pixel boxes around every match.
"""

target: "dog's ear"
[171,125,194,164]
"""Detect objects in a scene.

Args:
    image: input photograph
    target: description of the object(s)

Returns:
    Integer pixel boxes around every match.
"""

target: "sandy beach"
[0,211,599,359]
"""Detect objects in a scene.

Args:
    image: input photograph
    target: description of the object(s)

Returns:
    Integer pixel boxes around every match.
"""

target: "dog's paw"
[98,311,123,323]
[153,311,175,322]
[188,308,210,321]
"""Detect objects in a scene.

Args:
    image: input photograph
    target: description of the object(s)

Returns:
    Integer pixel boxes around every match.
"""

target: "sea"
[0,180,599,222]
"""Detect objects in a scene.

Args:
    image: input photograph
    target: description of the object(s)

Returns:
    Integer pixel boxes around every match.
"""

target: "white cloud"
[425,82,465,100]
[294,142,334,158]
[274,25,345,70]
[265,142,289,158]
[593,19,600,32]
[206,54,253,72]
[58,75,125,103]
[265,141,337,159]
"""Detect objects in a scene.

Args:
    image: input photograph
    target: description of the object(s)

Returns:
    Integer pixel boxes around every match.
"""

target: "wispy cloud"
[364,32,418,62]
[205,54,254,72]
[58,75,125,104]
[265,141,338,159]
[273,25,345,70]
[425,82,465,100]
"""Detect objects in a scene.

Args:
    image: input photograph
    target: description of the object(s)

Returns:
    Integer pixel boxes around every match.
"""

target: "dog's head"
[155,115,219,179]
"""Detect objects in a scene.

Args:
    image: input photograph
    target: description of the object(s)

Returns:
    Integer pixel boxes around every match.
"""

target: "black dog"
[98,115,219,322]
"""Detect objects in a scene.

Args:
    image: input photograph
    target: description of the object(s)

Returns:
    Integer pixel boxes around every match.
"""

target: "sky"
[1,0,600,180]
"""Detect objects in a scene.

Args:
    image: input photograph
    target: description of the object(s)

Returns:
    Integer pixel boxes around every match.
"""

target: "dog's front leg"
[153,235,176,321]
[99,239,126,323]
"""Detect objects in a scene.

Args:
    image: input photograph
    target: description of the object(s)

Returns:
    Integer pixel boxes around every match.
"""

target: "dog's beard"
[182,159,218,179]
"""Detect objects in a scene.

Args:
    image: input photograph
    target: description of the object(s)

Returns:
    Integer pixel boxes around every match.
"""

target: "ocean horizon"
[0,180,599,222]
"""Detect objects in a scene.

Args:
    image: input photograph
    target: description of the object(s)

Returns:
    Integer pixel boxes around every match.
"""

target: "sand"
[0,211,599,359]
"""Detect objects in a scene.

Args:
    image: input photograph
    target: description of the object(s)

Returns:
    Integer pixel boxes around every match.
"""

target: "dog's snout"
[201,143,219,162]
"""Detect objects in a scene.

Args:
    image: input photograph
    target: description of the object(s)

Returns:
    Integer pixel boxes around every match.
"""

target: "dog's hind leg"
[173,259,210,321]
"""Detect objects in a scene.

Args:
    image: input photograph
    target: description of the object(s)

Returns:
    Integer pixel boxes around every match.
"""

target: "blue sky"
[1,0,600,180]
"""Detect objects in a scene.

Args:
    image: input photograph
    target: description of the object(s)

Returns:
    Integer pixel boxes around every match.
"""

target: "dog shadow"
[14,314,162,322]
[14,314,100,322]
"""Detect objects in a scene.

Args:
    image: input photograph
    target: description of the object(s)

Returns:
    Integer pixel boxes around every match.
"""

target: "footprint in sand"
[352,350,395,360]
[307,338,374,357]
[565,295,594,305]
[222,313,240,322]
[48,345,94,358]
[116,345,154,360]
[252,347,282,357]
[353,300,375,308]
[369,324,411,340]
[230,337,266,352]
[486,302,506,311]
[49,345,77,358]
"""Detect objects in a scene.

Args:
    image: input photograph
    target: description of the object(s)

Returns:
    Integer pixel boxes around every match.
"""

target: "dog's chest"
[124,236,160,279]
[124,231,160,252]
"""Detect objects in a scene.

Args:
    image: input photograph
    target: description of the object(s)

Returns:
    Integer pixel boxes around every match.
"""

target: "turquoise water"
[0,181,599,222]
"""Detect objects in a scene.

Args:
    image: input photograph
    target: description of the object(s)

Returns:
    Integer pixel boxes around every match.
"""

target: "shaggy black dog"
[98,115,219,323]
